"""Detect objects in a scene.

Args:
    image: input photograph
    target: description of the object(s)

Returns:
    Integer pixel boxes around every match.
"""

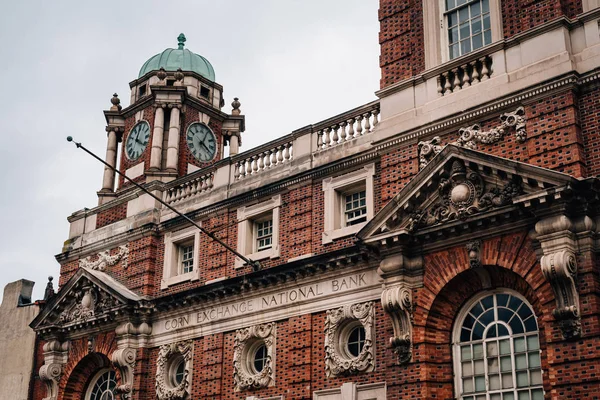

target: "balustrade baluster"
[245,159,252,176]
[437,76,444,96]
[264,150,272,168]
[347,118,355,140]
[339,121,347,142]
[277,146,284,163]
[471,61,480,83]
[444,71,452,94]
[363,112,371,133]
[258,153,265,171]
[453,68,461,91]
[462,64,472,87]
[323,127,331,148]
[207,174,214,189]
[283,143,290,161]
[251,156,258,173]
[331,125,339,144]
[355,115,364,136]
[317,130,323,148]
[372,109,379,127]
[234,162,241,180]
[481,57,489,81]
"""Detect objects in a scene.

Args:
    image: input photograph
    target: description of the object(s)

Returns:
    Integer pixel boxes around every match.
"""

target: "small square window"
[322,164,375,244]
[199,86,210,99]
[161,226,201,289]
[236,195,281,268]
[255,219,273,251]
[138,84,147,97]
[179,243,194,274]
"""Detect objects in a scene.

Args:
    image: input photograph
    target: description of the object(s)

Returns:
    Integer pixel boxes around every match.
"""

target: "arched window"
[453,291,544,400]
[86,369,117,400]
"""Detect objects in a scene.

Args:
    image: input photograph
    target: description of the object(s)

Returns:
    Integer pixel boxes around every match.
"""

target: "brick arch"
[418,265,553,399]
[60,352,116,400]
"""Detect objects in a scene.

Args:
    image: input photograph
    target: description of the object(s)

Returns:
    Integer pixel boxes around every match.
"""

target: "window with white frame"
[446,0,492,59]
[423,0,502,68]
[322,164,375,244]
[86,369,117,400]
[236,195,281,268]
[161,226,201,289]
[453,290,544,400]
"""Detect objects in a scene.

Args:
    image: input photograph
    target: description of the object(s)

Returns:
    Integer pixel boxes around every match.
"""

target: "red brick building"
[31,1,600,399]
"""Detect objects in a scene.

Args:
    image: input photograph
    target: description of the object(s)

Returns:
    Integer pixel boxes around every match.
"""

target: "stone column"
[101,128,118,191]
[229,134,240,155]
[166,105,181,172]
[149,106,165,170]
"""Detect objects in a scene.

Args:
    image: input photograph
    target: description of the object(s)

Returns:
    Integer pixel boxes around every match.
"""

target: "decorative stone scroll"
[418,106,527,168]
[535,215,582,339]
[155,340,194,400]
[324,301,375,377]
[79,245,128,271]
[233,322,276,391]
[39,340,69,400]
[407,160,522,232]
[381,285,413,364]
[113,322,152,399]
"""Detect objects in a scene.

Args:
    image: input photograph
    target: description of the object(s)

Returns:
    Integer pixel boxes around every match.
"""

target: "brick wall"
[178,105,223,175]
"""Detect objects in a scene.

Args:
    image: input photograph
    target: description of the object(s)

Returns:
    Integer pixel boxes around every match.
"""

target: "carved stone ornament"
[407,160,522,232]
[466,240,482,268]
[381,285,413,364]
[540,249,581,339]
[39,340,69,400]
[112,347,136,399]
[418,107,527,169]
[324,301,375,377]
[233,322,276,391]
[79,245,128,271]
[57,282,120,325]
[155,340,194,400]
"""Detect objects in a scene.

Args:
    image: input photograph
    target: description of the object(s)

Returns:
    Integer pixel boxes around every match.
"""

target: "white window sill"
[235,246,280,268]
[161,270,199,289]
[322,222,366,244]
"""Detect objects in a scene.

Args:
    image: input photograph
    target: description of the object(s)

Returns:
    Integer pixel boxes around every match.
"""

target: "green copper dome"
[138,34,215,81]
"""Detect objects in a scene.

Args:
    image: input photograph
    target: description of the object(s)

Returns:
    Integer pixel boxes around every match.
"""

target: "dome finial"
[177,33,186,50]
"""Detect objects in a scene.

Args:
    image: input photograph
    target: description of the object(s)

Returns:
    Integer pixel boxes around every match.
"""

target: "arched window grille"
[86,369,117,400]
[453,291,544,400]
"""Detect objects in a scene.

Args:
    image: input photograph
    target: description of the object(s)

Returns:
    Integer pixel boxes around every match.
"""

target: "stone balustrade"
[234,140,293,181]
[165,172,214,205]
[316,102,380,150]
[437,55,492,96]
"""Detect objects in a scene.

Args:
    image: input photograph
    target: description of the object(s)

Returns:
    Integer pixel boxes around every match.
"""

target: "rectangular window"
[179,243,194,274]
[446,0,491,59]
[344,190,367,226]
[256,219,273,251]
[200,86,210,99]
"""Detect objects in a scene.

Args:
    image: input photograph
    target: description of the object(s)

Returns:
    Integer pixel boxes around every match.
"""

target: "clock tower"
[98,33,245,205]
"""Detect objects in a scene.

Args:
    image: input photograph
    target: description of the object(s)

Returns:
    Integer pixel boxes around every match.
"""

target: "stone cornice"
[374,70,597,152]
[129,70,224,91]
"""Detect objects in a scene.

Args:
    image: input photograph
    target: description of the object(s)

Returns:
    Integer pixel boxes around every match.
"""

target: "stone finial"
[174,68,184,84]
[110,93,122,111]
[231,97,241,116]
[177,33,186,50]
[157,67,167,83]
[43,276,55,301]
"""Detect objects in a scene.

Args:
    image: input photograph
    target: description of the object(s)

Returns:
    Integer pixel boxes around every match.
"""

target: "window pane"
[491,395,502,400]
[528,352,541,368]
[470,2,481,17]
[488,357,499,373]
[518,391,530,400]
[457,0,468,5]
[489,374,501,390]
[475,376,486,392]
[481,295,494,310]
[497,294,509,307]
[516,371,529,387]
[462,345,472,361]
[502,372,514,388]
[480,309,495,326]
[461,39,472,55]
[498,324,509,337]
[510,317,525,334]
[487,341,498,357]
[524,317,538,332]
[473,343,484,359]
[514,337,526,353]
[500,356,512,372]
[498,308,513,324]
[459,5,470,22]
[515,354,527,370]
[471,303,484,318]
[464,377,474,393]
[460,22,471,40]
[482,0,490,13]
[530,369,543,385]
[484,29,492,45]
[472,17,482,36]
[499,339,511,354]
[527,336,539,351]
[474,359,485,374]
[508,296,523,312]
[483,13,491,29]
[446,0,456,10]
[450,43,460,59]
[448,11,458,27]
[503,393,515,400]
[450,27,459,44]
[463,361,474,376]
[531,389,544,400]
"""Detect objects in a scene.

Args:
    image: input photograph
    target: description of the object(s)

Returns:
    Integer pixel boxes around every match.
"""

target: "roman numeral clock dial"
[186,123,217,162]
[125,121,150,161]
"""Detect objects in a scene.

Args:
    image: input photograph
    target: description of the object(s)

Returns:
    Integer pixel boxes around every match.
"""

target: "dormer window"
[200,86,210,99]
[138,84,147,98]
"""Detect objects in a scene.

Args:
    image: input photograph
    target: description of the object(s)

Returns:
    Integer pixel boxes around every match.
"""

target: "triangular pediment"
[358,145,579,245]
[31,268,144,332]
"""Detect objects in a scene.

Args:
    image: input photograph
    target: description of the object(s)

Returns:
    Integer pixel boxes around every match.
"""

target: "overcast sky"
[0,1,380,304]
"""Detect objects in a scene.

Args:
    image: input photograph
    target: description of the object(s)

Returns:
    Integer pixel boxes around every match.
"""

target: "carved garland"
[381,286,413,364]
[155,340,194,400]
[407,160,522,232]
[79,245,128,271]
[324,301,375,377]
[418,107,527,169]
[233,322,276,391]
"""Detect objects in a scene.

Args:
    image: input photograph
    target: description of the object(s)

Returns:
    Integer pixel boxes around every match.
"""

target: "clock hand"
[199,141,210,152]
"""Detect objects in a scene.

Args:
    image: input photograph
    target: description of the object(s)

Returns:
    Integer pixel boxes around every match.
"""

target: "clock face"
[125,121,150,160]
[186,123,217,162]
